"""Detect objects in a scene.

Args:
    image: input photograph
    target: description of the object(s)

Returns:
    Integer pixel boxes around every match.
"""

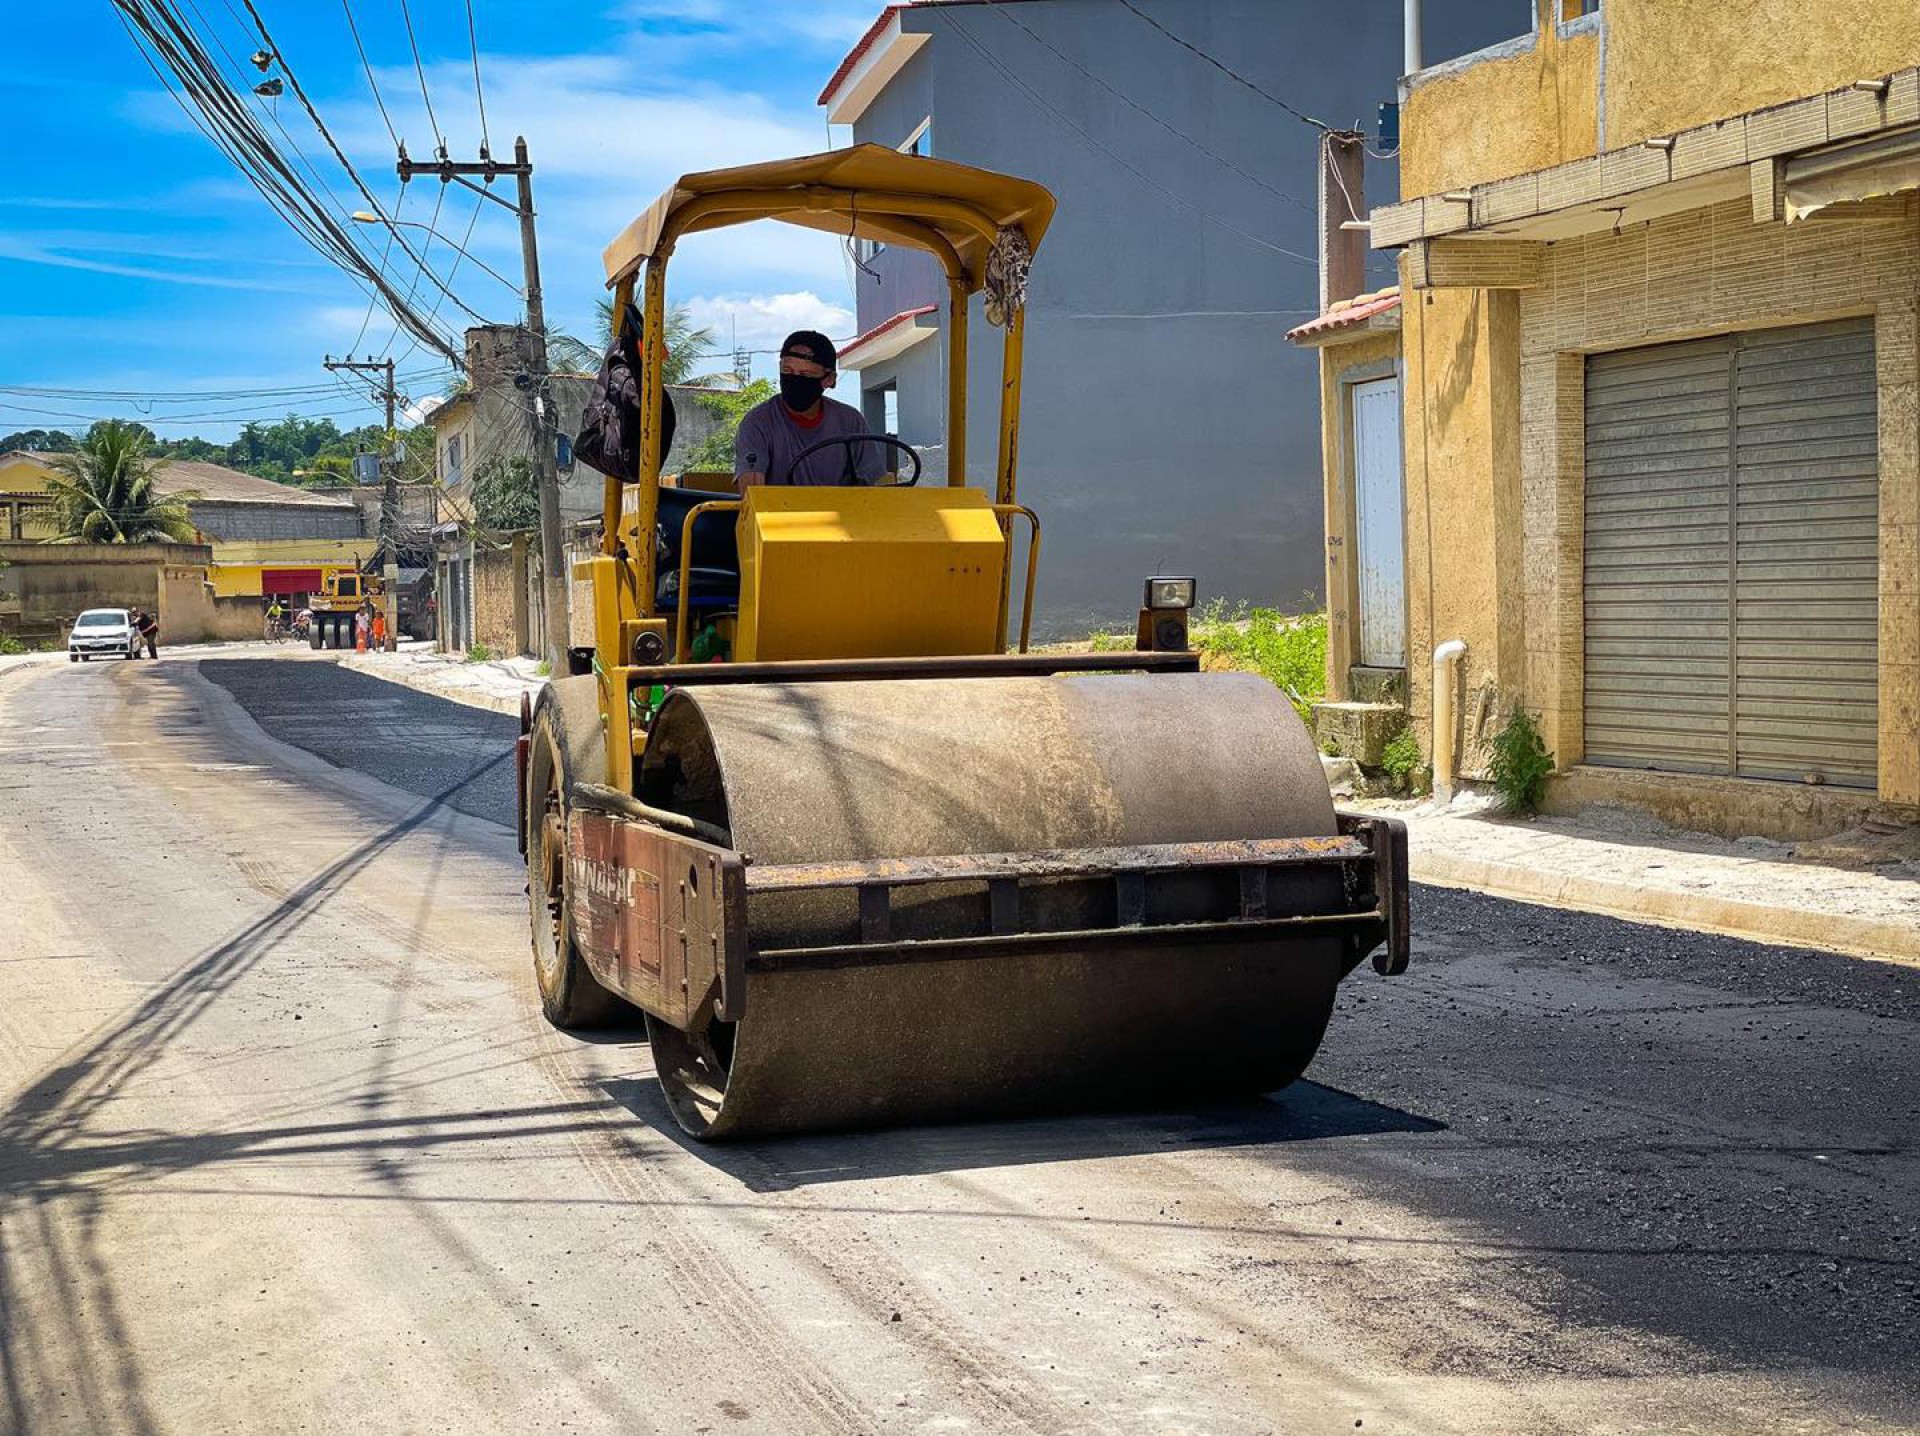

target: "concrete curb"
[1412,848,1919,969]
[333,652,540,718]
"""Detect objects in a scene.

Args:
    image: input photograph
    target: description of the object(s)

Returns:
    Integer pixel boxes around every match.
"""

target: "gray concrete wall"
[849,0,1515,637]
[188,502,361,542]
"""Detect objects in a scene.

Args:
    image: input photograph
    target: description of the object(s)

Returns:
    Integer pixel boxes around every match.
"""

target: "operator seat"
[654,484,740,614]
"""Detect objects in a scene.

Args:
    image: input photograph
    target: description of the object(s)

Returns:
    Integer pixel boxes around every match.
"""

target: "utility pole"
[398,136,568,670]
[324,354,402,652]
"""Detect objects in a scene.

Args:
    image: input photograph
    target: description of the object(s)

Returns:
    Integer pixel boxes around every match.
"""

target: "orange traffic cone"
[355,622,368,653]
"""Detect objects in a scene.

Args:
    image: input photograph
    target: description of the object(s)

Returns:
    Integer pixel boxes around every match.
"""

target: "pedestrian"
[371,606,387,650]
[132,607,159,659]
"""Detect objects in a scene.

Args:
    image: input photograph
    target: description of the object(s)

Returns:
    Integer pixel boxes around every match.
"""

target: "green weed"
[1489,707,1555,813]
[466,643,497,663]
[1380,723,1429,796]
[0,633,25,656]
[1191,604,1327,720]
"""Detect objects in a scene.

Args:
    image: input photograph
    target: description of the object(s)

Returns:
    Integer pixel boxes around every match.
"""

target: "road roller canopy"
[601,145,1057,291]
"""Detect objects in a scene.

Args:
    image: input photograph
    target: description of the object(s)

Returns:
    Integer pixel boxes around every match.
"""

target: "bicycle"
[264,614,289,644]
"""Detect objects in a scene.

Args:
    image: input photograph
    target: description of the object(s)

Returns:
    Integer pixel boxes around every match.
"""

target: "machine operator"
[734,330,888,489]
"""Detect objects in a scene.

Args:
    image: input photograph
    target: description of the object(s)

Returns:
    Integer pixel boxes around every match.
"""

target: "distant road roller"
[518,147,1409,1139]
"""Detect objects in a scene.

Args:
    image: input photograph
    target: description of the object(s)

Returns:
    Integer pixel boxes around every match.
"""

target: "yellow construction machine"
[517,146,1408,1139]
[306,569,378,650]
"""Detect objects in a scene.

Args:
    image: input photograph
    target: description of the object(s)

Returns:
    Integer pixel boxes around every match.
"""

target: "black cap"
[780,329,837,373]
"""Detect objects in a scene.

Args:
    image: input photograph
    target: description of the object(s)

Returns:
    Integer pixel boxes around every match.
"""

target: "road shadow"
[598,1076,1446,1193]
[0,740,512,1435]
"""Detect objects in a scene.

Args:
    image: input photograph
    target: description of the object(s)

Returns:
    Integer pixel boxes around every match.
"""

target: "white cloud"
[681,291,857,371]
[0,235,313,293]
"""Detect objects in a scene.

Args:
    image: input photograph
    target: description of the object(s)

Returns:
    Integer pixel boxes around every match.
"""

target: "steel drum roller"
[637,672,1348,1138]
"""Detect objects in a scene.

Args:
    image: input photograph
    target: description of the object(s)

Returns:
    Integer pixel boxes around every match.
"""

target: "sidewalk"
[1363,792,1920,966]
[336,642,545,717]
[0,650,62,682]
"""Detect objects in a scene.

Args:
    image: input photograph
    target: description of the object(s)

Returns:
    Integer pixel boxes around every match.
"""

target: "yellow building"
[0,450,367,602]
[1294,0,1920,839]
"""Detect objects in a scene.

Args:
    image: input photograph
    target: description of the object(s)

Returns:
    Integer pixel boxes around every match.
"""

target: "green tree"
[0,428,78,454]
[43,420,198,544]
[469,456,539,531]
[152,435,225,463]
[686,379,773,470]
[579,299,722,385]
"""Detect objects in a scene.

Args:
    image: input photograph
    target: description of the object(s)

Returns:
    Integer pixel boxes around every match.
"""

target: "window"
[445,432,464,487]
[883,388,900,436]
[856,120,934,266]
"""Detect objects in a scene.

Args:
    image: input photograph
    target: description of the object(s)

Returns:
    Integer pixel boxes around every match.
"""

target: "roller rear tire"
[526,678,635,1029]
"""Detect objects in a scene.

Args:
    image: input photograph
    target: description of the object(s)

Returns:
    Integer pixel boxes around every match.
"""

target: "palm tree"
[591,298,724,384]
[44,419,198,544]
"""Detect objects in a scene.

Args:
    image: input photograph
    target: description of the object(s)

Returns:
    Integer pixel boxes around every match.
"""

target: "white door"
[1351,377,1407,669]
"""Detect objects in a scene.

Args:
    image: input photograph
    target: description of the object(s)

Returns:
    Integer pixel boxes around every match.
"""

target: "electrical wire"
[983,3,1312,216]
[347,182,405,352]
[1113,0,1329,131]
[0,370,451,403]
[110,0,465,365]
[395,0,444,151]
[944,16,1315,266]
[463,0,490,153]
[339,0,401,150]
[238,0,487,326]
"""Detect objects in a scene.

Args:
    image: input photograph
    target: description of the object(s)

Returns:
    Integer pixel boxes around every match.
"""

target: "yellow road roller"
[518,146,1408,1139]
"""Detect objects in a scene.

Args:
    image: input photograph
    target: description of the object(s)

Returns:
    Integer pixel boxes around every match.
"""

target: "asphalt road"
[1,650,1914,1434]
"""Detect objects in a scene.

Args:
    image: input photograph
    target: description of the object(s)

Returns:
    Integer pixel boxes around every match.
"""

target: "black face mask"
[780,372,825,411]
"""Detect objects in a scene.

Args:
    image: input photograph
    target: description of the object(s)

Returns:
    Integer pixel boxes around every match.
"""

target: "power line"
[944,16,1315,267]
[238,0,486,326]
[347,182,405,352]
[983,2,1312,216]
[395,0,443,150]
[339,0,401,150]
[0,369,451,403]
[1113,0,1329,132]
[110,0,466,365]
[463,0,490,152]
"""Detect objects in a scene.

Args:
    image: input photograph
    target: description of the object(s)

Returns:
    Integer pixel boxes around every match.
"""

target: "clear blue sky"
[2,0,878,440]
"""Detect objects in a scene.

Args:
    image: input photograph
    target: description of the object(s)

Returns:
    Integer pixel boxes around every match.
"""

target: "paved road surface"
[0,651,1913,1434]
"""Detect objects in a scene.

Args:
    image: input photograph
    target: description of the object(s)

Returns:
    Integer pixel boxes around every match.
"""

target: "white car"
[68,608,141,662]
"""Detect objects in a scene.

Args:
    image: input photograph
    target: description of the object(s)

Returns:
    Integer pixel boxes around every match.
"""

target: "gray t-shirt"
[734,395,888,485]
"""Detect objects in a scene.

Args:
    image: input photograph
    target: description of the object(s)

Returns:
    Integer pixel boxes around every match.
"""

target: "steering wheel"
[782,433,922,487]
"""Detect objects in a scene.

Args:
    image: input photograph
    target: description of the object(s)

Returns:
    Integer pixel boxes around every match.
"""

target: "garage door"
[1583,318,1878,787]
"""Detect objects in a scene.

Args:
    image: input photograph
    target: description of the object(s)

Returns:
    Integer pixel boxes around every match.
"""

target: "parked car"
[68,608,140,662]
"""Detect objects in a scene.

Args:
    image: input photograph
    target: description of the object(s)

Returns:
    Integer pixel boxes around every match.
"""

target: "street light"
[348,212,523,294]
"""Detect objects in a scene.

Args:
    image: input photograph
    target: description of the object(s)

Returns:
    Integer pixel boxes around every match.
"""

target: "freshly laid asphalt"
[203,655,1920,1412]
[7,652,1909,1432]
[201,656,519,826]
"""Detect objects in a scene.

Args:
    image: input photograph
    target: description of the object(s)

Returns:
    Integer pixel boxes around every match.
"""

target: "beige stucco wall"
[1516,197,1920,820]
[1395,284,1529,776]
[1604,1,1920,148]
[0,542,222,642]
[1402,0,1920,202]
[1400,3,1599,199]
[471,544,525,658]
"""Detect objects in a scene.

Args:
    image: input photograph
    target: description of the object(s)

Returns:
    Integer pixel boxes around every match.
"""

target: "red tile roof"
[818,5,914,108]
[837,304,938,368]
[819,2,1033,108]
[1284,288,1402,343]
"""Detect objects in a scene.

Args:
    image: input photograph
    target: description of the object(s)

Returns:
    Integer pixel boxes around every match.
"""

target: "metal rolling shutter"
[1731,319,1878,786]
[1583,319,1879,787]
[1584,336,1736,773]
